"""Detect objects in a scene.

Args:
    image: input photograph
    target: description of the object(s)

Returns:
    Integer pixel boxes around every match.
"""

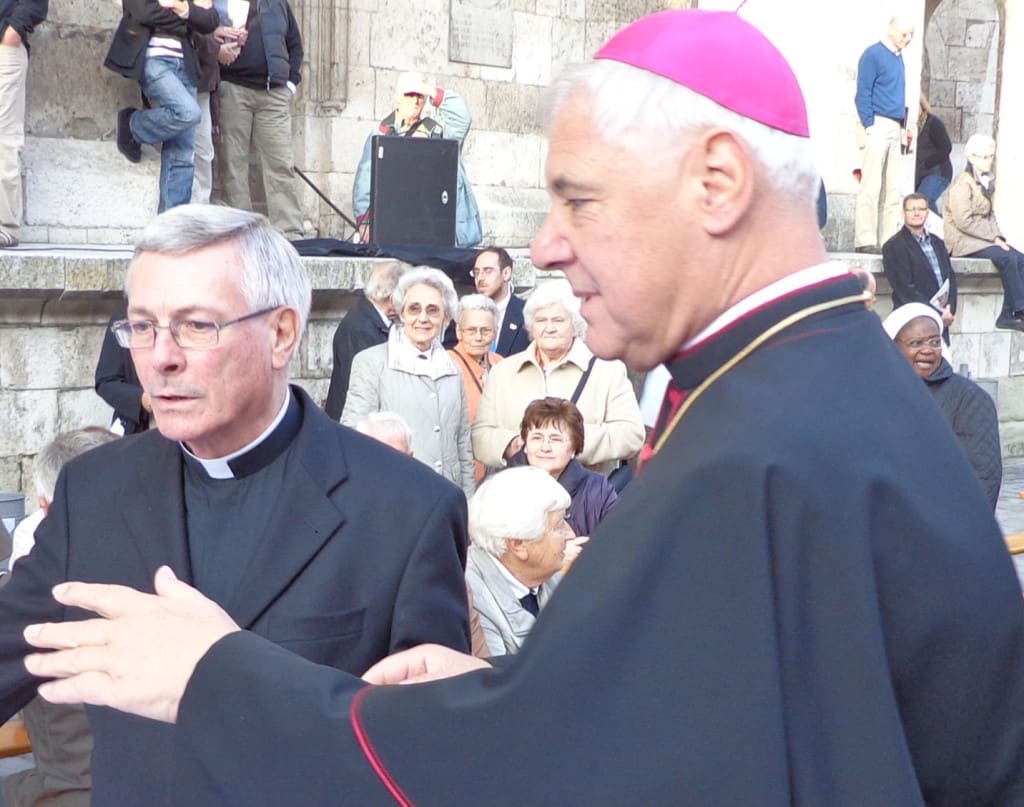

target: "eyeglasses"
[404,302,444,319]
[460,326,494,338]
[899,336,942,350]
[111,306,279,350]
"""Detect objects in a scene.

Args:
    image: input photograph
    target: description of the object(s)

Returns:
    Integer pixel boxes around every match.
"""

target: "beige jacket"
[943,170,1002,257]
[472,338,645,474]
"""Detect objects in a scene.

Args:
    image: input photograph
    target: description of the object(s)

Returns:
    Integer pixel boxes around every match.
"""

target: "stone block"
[955,80,984,111]
[57,388,113,434]
[0,390,57,455]
[476,185,548,246]
[464,131,542,188]
[932,12,967,47]
[511,13,551,85]
[305,319,337,376]
[39,297,121,326]
[64,256,129,294]
[958,287,1002,333]
[45,0,122,28]
[1000,376,1024,422]
[536,0,558,15]
[551,18,586,72]
[999,419,1024,458]
[0,324,106,389]
[0,253,65,293]
[0,456,22,499]
[821,193,856,252]
[951,332,982,382]
[295,377,328,410]
[344,65,377,123]
[25,137,160,230]
[483,82,541,135]
[369,3,449,74]
[927,80,956,108]
[977,331,1012,379]
[86,227,142,245]
[946,46,991,83]
[965,20,997,48]
[584,20,621,56]
[563,0,585,19]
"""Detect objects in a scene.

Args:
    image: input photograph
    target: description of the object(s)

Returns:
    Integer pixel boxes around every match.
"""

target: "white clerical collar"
[682,262,848,352]
[181,389,292,480]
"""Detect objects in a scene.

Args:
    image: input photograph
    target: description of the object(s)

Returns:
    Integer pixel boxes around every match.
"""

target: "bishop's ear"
[692,128,755,236]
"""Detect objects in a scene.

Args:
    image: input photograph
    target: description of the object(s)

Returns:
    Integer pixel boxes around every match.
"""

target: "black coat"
[323,296,391,420]
[0,0,47,52]
[94,311,149,434]
[924,360,1002,508]
[171,276,1024,806]
[915,114,953,187]
[0,388,470,806]
[104,0,219,84]
[557,458,617,538]
[882,226,957,333]
[220,0,302,89]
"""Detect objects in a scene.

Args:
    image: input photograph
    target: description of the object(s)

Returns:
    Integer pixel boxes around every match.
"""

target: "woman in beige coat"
[944,133,1024,331]
[472,280,644,474]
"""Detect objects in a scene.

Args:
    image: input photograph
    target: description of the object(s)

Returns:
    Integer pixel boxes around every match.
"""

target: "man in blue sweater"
[854,16,914,253]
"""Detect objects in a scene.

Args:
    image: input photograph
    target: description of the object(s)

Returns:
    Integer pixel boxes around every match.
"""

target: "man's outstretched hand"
[24,566,239,724]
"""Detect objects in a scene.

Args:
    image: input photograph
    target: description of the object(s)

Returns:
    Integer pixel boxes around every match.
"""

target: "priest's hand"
[23,566,239,724]
[363,644,491,685]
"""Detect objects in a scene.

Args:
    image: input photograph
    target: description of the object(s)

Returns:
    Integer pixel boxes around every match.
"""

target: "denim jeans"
[969,244,1024,316]
[916,173,950,214]
[131,56,200,212]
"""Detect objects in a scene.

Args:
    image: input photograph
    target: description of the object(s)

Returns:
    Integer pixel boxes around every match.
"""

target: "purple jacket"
[558,459,618,537]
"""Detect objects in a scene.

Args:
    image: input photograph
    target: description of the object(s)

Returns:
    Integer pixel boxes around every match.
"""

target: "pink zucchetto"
[595,9,810,138]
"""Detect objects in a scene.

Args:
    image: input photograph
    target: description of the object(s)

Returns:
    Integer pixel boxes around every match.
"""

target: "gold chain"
[652,294,867,457]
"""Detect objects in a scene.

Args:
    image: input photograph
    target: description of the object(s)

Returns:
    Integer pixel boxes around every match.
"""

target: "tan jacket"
[472,338,645,474]
[943,170,1002,257]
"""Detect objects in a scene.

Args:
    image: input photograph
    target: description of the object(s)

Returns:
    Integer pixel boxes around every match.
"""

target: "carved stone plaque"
[449,0,513,68]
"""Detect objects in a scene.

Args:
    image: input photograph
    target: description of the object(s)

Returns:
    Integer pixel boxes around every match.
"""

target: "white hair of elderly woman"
[523,279,587,340]
[469,466,571,558]
[391,266,459,321]
[964,133,996,160]
[455,293,499,323]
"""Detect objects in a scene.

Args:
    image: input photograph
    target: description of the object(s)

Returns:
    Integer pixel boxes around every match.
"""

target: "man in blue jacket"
[854,15,914,254]
[0,0,46,247]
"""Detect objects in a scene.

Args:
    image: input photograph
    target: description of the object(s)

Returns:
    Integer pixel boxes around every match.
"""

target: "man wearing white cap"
[352,71,482,247]
[23,10,1024,805]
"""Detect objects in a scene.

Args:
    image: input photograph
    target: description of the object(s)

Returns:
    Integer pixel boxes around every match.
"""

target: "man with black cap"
[24,10,1024,806]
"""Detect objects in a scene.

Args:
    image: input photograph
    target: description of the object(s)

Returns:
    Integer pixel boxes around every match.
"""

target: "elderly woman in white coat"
[465,466,574,656]
[472,280,645,474]
[342,267,475,496]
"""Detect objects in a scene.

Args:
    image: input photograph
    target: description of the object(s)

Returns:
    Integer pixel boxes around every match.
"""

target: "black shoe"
[854,245,882,254]
[995,314,1024,332]
[117,108,142,163]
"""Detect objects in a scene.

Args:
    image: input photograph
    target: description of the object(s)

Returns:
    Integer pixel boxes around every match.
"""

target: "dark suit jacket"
[442,292,529,357]
[882,226,958,314]
[104,0,218,84]
[94,311,150,434]
[0,387,469,807]
[324,297,391,420]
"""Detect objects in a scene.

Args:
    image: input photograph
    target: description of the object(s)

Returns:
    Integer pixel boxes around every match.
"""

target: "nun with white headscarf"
[883,303,1002,508]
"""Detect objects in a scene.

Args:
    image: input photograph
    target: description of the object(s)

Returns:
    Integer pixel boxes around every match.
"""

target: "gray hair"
[543,59,819,207]
[965,133,996,160]
[365,261,408,303]
[129,205,313,335]
[392,266,459,321]
[468,467,570,558]
[523,279,587,340]
[355,411,413,454]
[456,293,499,324]
[33,427,119,503]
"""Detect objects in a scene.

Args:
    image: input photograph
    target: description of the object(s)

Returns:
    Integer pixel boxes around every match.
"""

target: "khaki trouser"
[191,91,214,204]
[855,116,904,248]
[217,81,304,238]
[0,42,27,229]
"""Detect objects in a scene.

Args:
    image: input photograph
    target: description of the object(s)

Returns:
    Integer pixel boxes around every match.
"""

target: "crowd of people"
[0,7,1022,807]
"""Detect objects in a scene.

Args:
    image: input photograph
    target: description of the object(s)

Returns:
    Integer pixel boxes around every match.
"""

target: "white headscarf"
[881,303,944,341]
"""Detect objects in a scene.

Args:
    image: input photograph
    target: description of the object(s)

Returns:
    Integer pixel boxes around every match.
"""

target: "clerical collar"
[181,390,301,480]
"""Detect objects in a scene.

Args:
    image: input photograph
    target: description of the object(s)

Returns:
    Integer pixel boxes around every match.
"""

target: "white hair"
[544,59,819,207]
[456,293,499,323]
[365,261,409,303]
[964,133,996,160]
[468,467,570,558]
[129,204,313,335]
[355,411,413,454]
[392,266,459,321]
[34,427,119,503]
[523,280,587,340]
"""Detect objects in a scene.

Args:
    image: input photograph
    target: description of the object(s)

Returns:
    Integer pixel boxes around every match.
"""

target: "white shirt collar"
[180,389,292,480]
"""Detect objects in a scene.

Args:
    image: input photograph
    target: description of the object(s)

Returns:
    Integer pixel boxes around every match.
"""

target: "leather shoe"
[117,108,142,163]
[854,245,882,254]
[995,314,1024,332]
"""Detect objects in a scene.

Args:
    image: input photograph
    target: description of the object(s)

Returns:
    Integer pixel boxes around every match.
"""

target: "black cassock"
[175,273,1024,806]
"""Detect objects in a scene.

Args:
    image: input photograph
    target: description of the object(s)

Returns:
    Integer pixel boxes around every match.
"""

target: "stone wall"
[21,0,663,246]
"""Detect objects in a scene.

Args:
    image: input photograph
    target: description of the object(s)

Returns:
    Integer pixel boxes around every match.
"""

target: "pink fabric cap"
[594,9,810,138]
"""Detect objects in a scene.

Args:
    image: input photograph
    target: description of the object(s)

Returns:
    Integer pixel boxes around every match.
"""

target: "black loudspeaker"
[369,135,459,246]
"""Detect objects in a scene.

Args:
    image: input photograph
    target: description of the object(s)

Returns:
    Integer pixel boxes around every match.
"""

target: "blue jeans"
[916,173,950,214]
[131,56,200,212]
[969,244,1024,316]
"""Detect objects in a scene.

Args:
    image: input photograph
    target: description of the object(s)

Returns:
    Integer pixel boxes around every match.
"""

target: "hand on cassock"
[23,567,239,724]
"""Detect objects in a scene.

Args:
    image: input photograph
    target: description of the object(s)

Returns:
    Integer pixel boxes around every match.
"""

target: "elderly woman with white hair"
[465,466,575,656]
[472,280,644,474]
[943,133,1024,332]
[342,267,475,495]
[882,303,1002,508]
